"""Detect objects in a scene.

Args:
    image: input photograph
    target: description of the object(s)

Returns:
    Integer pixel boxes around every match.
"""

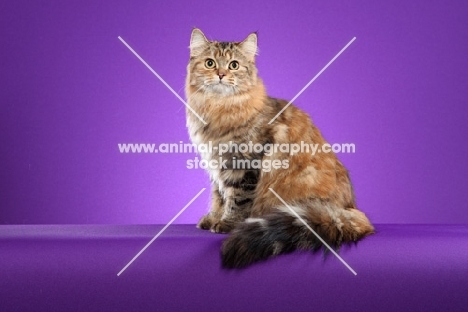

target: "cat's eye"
[229,61,239,70]
[205,59,216,69]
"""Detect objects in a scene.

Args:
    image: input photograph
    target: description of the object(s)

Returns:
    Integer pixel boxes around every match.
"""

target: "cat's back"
[264,96,326,146]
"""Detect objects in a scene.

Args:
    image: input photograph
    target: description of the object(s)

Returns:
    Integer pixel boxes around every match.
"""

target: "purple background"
[1,0,467,225]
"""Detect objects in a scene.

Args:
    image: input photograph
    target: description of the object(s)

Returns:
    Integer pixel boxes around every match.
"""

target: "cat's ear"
[190,28,209,57]
[239,32,258,62]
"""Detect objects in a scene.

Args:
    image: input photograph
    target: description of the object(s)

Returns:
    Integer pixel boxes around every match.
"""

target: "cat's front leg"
[210,170,258,233]
[199,189,237,233]
[209,185,241,233]
[197,184,224,230]
[210,188,238,234]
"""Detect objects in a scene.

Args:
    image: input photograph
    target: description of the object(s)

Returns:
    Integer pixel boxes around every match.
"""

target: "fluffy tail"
[221,206,374,268]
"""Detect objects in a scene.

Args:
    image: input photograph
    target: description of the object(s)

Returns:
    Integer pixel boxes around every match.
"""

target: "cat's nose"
[218,69,227,80]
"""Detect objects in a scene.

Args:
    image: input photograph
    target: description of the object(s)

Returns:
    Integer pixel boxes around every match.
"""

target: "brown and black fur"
[185,28,374,268]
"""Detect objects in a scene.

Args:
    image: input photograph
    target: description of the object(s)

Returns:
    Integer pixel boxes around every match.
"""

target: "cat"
[185,28,374,268]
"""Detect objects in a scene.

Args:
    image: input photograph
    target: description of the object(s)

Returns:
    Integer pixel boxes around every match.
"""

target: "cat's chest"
[188,118,234,144]
[189,125,253,149]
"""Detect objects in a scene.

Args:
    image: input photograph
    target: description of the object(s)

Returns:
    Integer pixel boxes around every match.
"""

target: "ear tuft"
[239,32,258,62]
[190,28,209,57]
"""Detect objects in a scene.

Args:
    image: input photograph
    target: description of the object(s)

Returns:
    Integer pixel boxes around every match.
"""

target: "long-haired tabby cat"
[185,28,374,268]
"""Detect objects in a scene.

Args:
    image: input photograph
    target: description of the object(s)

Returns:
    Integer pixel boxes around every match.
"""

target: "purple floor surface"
[1,224,467,311]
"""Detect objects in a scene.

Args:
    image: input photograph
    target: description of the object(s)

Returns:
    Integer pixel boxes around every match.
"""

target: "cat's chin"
[208,83,236,96]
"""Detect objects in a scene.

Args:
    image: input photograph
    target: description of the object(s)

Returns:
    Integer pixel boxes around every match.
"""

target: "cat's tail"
[221,204,374,268]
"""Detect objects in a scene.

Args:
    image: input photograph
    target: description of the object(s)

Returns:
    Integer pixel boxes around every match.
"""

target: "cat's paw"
[211,220,235,234]
[197,215,212,230]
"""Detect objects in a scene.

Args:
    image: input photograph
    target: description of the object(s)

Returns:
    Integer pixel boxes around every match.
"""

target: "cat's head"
[186,28,259,97]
